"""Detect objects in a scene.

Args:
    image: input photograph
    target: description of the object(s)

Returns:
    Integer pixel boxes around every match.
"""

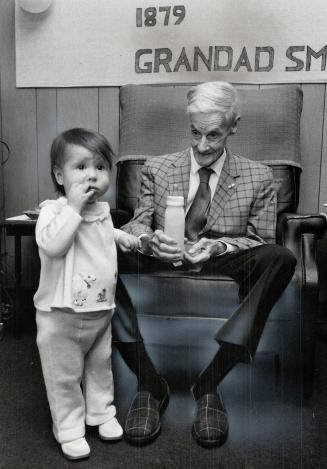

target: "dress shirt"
[186,148,227,213]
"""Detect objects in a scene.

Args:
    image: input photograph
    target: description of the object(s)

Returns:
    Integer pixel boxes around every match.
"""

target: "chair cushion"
[116,155,301,215]
[119,84,303,164]
[120,273,300,322]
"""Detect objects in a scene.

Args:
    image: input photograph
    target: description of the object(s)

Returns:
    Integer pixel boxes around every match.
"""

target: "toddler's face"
[54,144,110,202]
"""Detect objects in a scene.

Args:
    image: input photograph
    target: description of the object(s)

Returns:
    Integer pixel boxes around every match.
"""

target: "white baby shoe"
[61,437,90,460]
[99,417,123,441]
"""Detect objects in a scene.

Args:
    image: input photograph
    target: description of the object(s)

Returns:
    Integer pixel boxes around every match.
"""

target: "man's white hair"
[186,81,241,125]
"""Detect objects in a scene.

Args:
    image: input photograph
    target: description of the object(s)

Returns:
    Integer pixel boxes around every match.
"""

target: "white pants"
[36,309,116,444]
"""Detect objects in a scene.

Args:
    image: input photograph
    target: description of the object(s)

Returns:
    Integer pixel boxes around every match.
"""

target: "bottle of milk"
[164,195,185,251]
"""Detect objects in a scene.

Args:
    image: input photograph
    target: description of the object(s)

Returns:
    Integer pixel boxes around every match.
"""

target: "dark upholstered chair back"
[117,84,303,217]
[116,157,301,216]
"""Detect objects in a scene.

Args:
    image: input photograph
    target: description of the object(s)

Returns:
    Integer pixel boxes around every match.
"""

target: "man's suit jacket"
[122,148,276,250]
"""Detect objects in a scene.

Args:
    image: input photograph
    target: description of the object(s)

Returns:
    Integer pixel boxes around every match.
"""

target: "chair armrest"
[110,208,132,228]
[277,213,326,249]
[301,233,319,291]
[277,212,327,287]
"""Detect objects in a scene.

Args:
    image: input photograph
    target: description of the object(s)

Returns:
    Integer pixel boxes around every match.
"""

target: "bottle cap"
[166,195,184,206]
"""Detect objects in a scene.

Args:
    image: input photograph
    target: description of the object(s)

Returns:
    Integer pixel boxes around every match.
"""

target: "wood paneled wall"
[1,0,327,297]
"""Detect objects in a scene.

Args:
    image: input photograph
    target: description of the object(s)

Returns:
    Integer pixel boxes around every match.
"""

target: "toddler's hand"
[117,233,140,253]
[67,182,95,213]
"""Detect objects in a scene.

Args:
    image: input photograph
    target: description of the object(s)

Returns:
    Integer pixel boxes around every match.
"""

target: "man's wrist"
[213,241,227,256]
[215,241,236,256]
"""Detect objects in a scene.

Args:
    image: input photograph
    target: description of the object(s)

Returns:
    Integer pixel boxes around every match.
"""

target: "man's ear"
[229,115,240,135]
[53,166,63,186]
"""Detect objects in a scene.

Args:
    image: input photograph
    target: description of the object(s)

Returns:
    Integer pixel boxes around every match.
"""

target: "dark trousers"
[112,244,296,362]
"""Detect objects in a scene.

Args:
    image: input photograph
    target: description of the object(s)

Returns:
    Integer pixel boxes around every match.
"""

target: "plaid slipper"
[124,386,169,445]
[192,392,229,448]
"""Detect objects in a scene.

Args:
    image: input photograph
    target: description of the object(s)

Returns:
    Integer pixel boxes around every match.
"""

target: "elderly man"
[113,81,296,448]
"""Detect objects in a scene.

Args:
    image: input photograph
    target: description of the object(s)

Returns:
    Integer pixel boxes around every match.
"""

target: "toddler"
[34,128,139,460]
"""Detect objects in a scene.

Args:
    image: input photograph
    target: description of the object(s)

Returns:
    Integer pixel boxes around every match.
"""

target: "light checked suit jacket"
[121,148,277,250]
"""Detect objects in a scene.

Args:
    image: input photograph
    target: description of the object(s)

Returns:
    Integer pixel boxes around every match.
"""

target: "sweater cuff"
[113,228,125,243]
[64,204,83,224]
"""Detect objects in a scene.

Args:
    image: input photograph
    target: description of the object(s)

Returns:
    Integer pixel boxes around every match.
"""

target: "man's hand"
[116,233,140,253]
[138,234,153,255]
[149,229,183,263]
[184,238,227,265]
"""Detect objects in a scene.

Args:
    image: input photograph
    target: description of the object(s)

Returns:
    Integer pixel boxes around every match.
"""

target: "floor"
[1,318,327,469]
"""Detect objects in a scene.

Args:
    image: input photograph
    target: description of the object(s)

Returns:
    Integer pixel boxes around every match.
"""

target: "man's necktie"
[185,167,213,241]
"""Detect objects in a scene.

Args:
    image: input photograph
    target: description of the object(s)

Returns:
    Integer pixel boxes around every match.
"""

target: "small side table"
[1,218,36,337]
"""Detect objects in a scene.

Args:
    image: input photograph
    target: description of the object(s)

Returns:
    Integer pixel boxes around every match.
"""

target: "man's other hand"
[138,234,153,255]
[184,238,227,265]
[149,229,183,263]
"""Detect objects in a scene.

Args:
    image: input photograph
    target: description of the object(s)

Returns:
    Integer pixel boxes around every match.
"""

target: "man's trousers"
[112,244,296,361]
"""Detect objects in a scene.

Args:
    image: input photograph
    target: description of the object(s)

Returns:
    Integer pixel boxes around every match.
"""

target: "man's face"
[189,112,236,167]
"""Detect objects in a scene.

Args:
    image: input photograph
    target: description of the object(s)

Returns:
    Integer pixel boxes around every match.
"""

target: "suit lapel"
[166,148,239,233]
[204,149,239,231]
[168,148,191,208]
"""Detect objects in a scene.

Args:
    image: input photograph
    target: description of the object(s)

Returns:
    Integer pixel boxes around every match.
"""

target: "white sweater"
[34,197,124,313]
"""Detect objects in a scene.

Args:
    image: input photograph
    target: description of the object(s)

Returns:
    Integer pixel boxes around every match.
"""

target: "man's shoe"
[192,391,229,448]
[99,417,123,441]
[124,380,170,446]
[61,437,90,460]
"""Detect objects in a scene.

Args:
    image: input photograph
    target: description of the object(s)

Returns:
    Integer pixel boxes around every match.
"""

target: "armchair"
[114,84,326,399]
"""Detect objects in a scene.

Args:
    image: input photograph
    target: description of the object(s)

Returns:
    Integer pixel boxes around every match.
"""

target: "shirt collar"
[190,147,227,176]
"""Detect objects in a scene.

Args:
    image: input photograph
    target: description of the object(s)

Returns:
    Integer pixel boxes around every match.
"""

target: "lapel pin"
[228,183,235,189]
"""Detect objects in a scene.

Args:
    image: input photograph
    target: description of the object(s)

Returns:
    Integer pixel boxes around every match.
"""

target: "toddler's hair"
[50,128,114,195]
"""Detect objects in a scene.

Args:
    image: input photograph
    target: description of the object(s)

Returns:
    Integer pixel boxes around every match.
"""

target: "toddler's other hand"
[117,233,140,252]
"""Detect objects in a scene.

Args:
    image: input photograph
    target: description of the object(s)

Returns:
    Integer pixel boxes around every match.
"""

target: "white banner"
[15,0,327,87]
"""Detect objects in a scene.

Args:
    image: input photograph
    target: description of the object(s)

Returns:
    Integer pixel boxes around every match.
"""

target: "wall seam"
[98,87,100,132]
[318,83,326,210]
[55,88,58,134]
[0,68,4,220]
[0,67,5,264]
[35,88,40,204]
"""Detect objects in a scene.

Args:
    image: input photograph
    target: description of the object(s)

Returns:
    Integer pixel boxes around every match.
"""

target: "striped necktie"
[185,167,213,241]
